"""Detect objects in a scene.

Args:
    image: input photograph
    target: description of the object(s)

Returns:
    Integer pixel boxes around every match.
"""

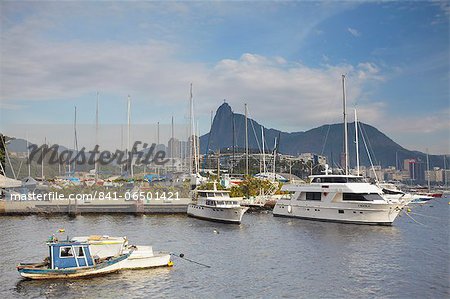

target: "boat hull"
[187,204,248,224]
[119,246,171,269]
[273,201,404,225]
[18,254,129,280]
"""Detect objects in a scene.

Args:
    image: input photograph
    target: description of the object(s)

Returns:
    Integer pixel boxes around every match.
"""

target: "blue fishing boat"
[17,239,130,279]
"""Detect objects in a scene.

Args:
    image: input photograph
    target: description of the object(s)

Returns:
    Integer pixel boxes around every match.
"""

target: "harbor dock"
[0,198,191,215]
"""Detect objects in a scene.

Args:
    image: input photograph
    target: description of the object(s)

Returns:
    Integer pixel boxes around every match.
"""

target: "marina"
[1,197,448,297]
[1,1,449,297]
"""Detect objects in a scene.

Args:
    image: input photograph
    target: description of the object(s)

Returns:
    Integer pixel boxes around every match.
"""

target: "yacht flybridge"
[273,172,406,225]
[187,184,249,224]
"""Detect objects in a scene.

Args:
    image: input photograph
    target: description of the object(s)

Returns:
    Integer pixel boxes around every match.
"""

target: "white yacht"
[187,186,248,224]
[273,172,407,225]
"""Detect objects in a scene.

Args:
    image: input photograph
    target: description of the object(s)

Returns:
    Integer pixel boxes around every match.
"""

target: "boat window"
[347,177,365,183]
[313,177,365,183]
[74,246,85,257]
[343,193,367,201]
[60,246,74,258]
[306,192,321,201]
[342,193,382,201]
[363,194,384,201]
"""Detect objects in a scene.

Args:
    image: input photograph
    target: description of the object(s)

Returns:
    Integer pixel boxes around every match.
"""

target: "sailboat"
[187,84,206,189]
[273,75,407,225]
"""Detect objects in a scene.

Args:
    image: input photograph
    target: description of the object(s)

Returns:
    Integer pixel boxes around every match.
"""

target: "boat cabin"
[197,190,231,199]
[196,190,240,208]
[48,241,95,269]
[310,175,366,184]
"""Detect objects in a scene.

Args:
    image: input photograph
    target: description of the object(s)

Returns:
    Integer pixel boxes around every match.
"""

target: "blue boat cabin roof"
[49,242,95,269]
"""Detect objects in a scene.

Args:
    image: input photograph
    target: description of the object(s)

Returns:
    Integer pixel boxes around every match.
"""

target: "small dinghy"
[72,235,172,270]
[17,236,172,280]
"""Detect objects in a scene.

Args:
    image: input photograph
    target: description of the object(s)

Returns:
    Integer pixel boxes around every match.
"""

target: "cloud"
[347,27,361,37]
[378,108,450,154]
[0,26,388,131]
[357,62,384,81]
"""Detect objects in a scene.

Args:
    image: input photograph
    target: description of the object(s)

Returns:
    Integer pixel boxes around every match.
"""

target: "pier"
[0,198,191,215]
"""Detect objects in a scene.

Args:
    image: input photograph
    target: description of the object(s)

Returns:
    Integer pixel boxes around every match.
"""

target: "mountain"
[200,103,446,169]
[7,138,69,153]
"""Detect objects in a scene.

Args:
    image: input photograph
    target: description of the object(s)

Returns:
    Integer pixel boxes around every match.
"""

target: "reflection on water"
[15,267,174,298]
[1,197,449,298]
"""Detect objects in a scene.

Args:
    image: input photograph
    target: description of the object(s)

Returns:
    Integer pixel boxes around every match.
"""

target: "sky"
[0,1,449,154]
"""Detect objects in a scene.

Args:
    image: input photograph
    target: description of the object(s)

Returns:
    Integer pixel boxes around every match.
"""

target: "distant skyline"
[1,1,449,154]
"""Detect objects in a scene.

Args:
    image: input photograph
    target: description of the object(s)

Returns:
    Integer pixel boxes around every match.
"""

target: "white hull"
[187,204,248,224]
[273,200,403,225]
[120,246,171,269]
[410,194,434,204]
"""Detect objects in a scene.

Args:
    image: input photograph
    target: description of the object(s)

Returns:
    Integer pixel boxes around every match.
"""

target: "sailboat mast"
[355,108,360,176]
[127,95,132,177]
[342,74,349,175]
[95,92,99,180]
[73,106,77,174]
[171,116,174,170]
[196,120,200,174]
[444,155,447,188]
[273,137,277,177]
[426,149,430,191]
[157,121,160,176]
[203,110,213,172]
[26,133,31,177]
[189,84,194,175]
[41,137,46,179]
[232,110,235,174]
[245,103,249,177]
[217,147,221,177]
[262,127,266,174]
[120,125,123,174]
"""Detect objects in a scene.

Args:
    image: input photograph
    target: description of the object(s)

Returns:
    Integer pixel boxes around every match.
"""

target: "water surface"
[1,198,448,298]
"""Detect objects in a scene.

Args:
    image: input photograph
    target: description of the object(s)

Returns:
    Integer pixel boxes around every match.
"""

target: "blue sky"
[1,1,449,154]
